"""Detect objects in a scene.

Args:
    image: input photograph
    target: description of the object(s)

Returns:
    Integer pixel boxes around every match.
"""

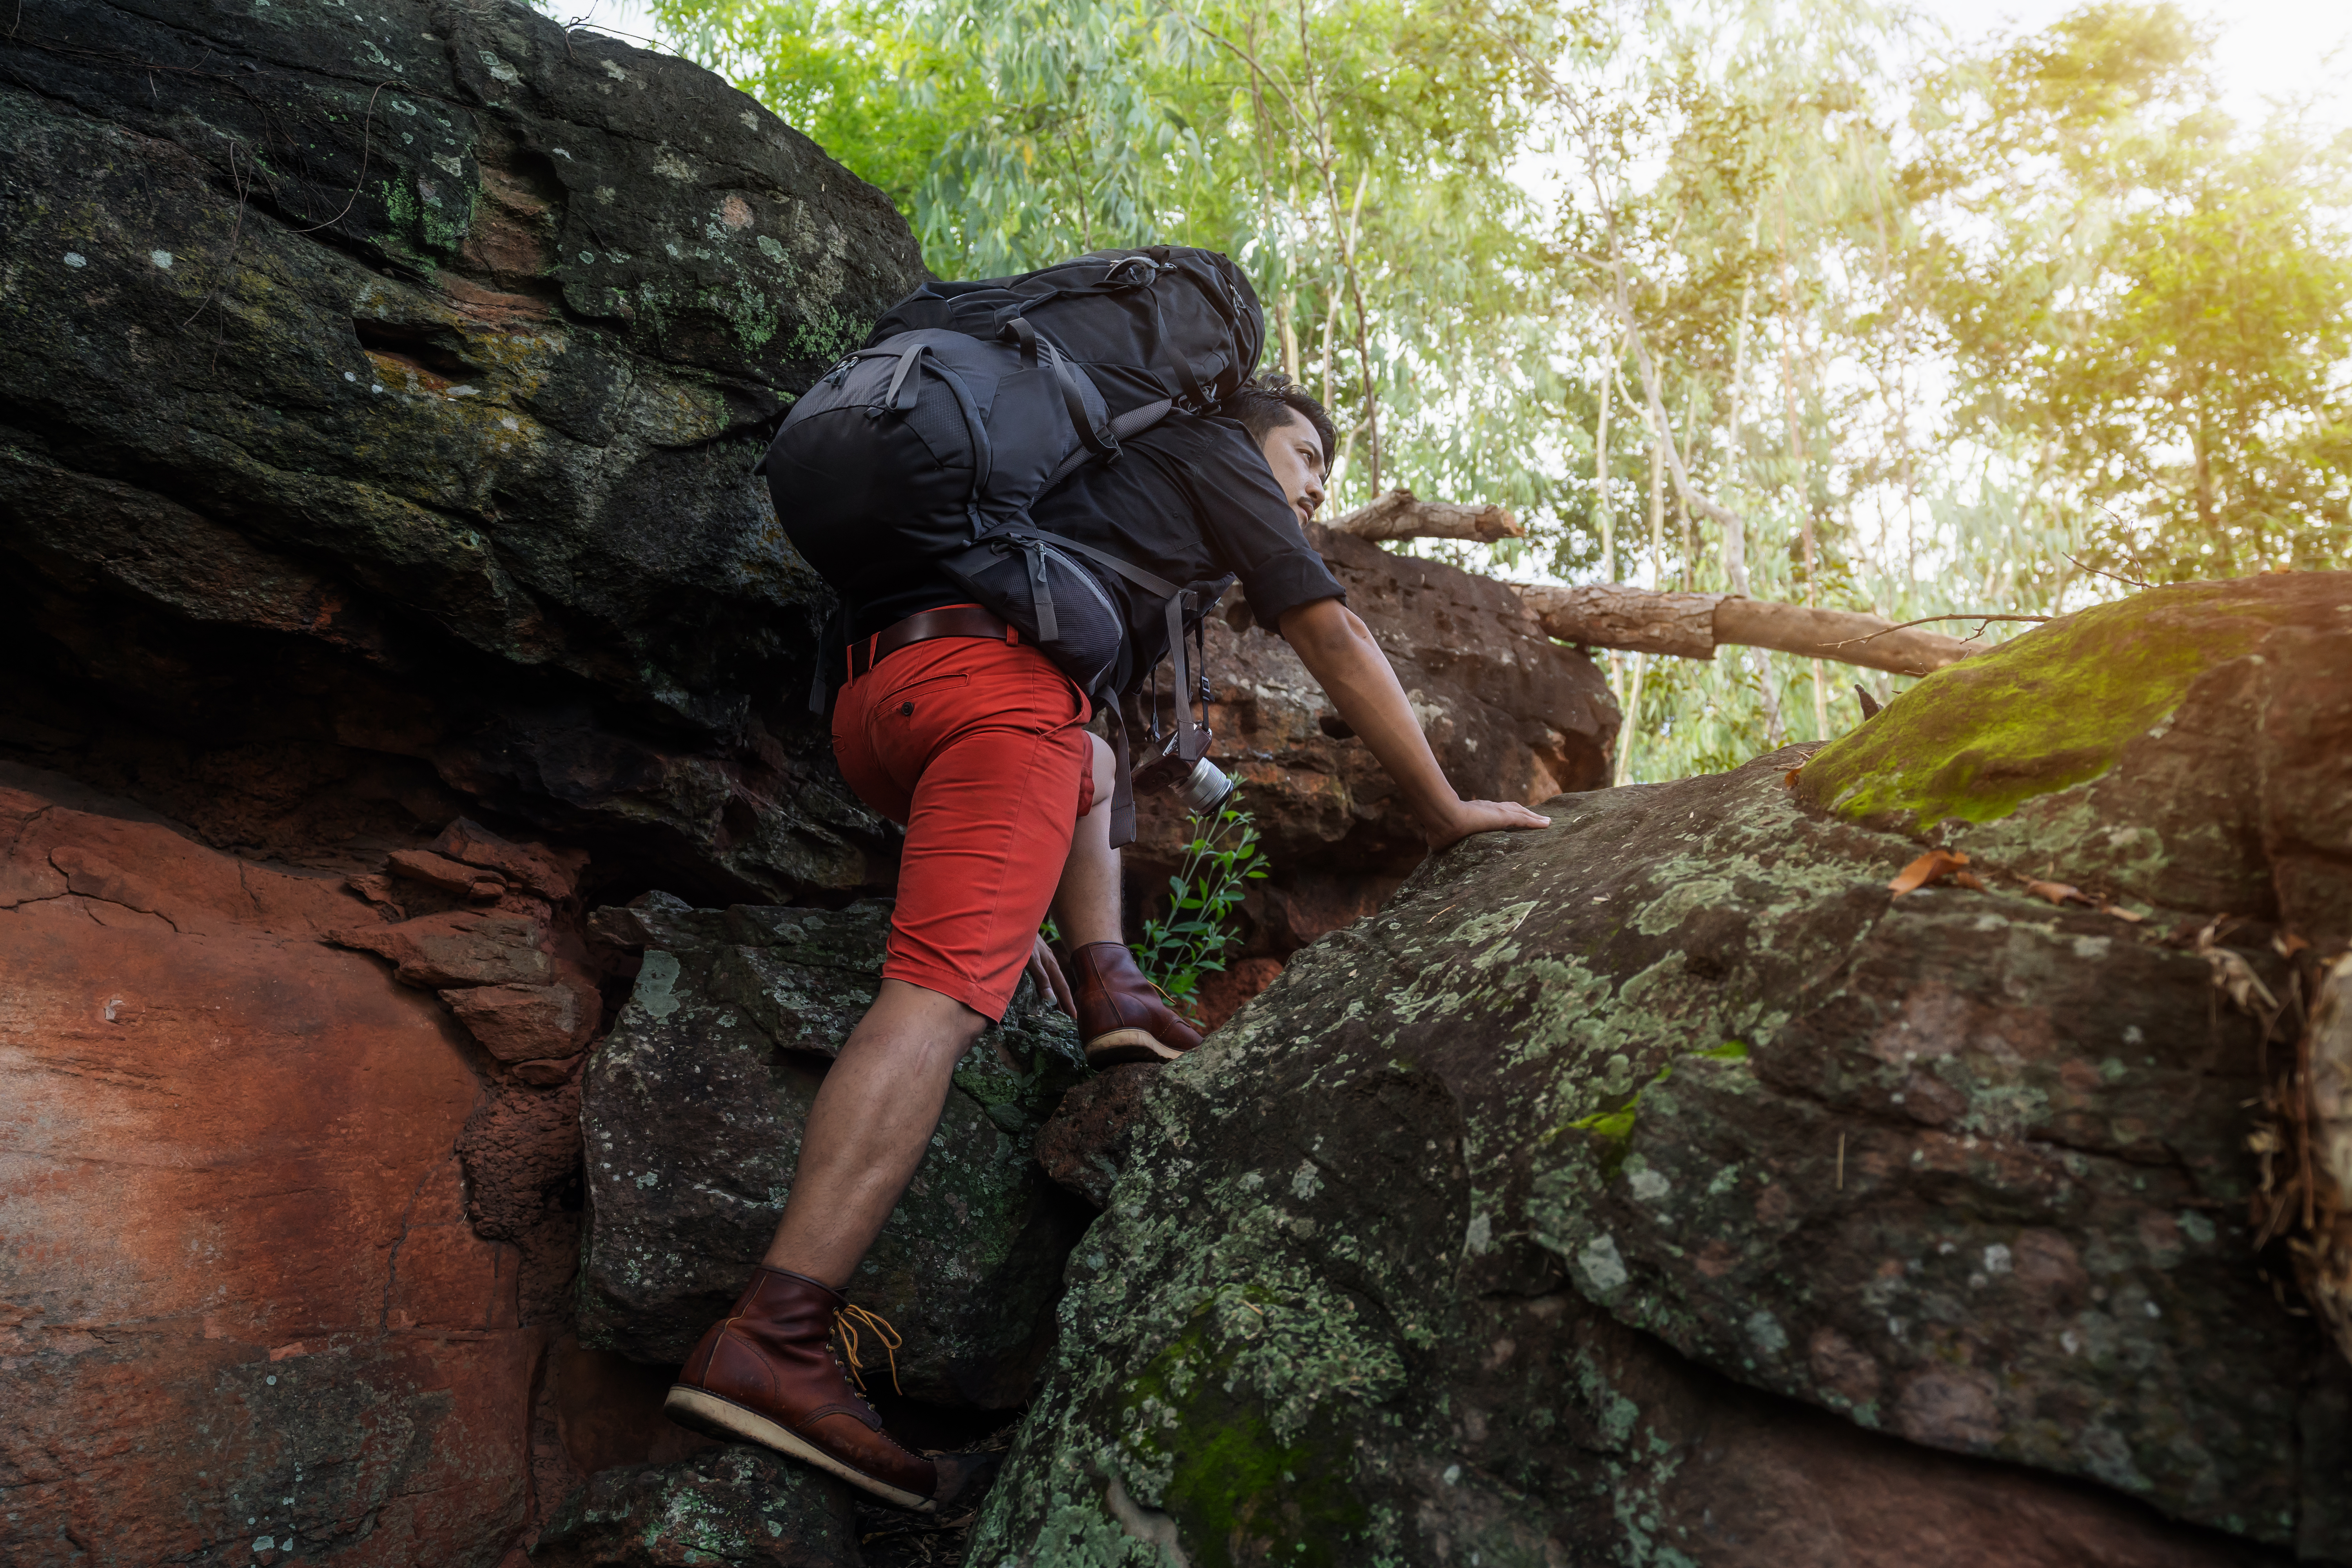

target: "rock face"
[0,0,937,1561]
[1128,525,1618,972]
[1,0,926,902]
[578,897,1093,1409]
[0,769,542,1568]
[972,575,2352,1566]
[1034,1064,1160,1210]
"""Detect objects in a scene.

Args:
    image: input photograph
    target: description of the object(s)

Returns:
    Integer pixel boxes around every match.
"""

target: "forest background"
[567,0,2352,781]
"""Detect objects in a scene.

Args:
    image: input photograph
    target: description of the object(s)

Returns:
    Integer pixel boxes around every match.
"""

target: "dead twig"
[283,80,390,236]
[1827,613,2051,650]
[2064,552,2151,591]
[180,136,254,357]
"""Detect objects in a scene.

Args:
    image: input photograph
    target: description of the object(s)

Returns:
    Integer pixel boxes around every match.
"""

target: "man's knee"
[861,978,990,1049]
[1085,731,1116,806]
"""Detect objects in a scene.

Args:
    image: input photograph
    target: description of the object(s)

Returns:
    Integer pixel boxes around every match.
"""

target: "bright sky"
[574,0,2350,130]
[1914,0,2350,128]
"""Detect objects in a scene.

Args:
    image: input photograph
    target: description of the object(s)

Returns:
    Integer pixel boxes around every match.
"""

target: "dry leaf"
[1953,870,1988,891]
[2023,877,2094,907]
[2101,903,2147,924]
[2195,920,2282,1027]
[2277,931,2313,959]
[1784,767,1804,787]
[1889,849,1969,897]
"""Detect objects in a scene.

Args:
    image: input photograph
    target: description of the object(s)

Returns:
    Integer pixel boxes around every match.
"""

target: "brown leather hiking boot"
[1066,941,1203,1066]
[663,1267,994,1512]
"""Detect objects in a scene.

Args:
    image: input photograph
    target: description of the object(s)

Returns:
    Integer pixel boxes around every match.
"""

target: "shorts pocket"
[878,668,973,711]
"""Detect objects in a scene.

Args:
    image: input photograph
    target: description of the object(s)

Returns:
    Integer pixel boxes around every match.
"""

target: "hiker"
[661,253,1548,1511]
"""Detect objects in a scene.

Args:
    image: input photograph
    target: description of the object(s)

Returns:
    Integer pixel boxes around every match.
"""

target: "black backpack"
[759,247,1263,837]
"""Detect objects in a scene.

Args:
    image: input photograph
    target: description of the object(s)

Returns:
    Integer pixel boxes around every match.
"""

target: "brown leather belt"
[846,604,1015,680]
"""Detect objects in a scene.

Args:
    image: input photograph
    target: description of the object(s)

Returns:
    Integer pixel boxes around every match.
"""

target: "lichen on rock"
[974,578,2352,1566]
[533,1445,859,1568]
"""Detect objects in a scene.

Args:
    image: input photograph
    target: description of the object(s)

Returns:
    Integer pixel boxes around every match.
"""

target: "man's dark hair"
[1226,374,1336,474]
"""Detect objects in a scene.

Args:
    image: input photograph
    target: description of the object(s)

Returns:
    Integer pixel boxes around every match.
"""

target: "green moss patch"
[1798,578,2309,833]
[1114,1301,1375,1567]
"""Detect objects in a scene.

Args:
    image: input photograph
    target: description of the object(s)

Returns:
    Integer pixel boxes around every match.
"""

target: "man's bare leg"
[1051,732,1123,947]
[759,978,988,1286]
[1053,731,1202,1063]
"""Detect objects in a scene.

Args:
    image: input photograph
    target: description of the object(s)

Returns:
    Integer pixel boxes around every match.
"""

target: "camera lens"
[1176,757,1235,816]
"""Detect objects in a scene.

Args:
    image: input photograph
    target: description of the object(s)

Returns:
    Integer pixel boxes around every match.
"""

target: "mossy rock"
[973,600,2352,1564]
[1798,573,2352,932]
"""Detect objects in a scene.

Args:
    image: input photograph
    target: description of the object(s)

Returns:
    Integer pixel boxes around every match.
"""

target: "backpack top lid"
[868,247,1264,419]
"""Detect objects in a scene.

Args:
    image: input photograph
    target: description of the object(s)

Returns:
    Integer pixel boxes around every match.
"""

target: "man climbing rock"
[662,258,1547,1509]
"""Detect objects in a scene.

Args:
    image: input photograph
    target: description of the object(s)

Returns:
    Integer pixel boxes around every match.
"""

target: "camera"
[1131,728,1235,816]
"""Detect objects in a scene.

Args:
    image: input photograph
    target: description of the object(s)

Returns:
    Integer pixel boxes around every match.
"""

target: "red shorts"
[830,621,1095,1019]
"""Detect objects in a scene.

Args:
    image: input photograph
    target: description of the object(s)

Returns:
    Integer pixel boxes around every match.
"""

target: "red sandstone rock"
[388,846,508,899]
[434,817,584,902]
[443,981,601,1062]
[332,908,554,988]
[1189,956,1284,1031]
[347,872,408,918]
[458,1076,591,1327]
[0,782,540,1568]
[539,1336,718,1479]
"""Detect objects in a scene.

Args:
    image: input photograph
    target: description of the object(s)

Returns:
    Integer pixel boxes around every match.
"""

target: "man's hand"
[1425,798,1552,852]
[1276,598,1555,851]
[1026,934,1076,1018]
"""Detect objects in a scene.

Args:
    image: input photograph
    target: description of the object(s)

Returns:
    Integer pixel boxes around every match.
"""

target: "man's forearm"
[1277,598,1461,829]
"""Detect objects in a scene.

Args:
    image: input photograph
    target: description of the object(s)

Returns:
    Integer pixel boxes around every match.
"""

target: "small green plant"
[1132,800,1267,1019]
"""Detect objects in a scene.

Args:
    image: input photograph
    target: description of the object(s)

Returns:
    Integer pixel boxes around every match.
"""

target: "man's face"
[1258,410,1328,528]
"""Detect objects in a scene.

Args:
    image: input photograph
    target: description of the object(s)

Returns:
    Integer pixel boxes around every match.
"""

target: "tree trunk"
[1326,490,1523,543]
[1516,583,1975,678]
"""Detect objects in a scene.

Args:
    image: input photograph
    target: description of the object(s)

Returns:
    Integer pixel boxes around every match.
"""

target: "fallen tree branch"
[1517,583,1983,678]
[1327,488,1523,543]
[1515,583,1721,659]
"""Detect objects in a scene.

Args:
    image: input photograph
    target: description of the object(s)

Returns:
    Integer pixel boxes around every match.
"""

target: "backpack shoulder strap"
[1039,397,1174,492]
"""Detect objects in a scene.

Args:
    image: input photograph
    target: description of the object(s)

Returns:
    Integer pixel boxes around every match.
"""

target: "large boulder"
[0,0,926,900]
[577,897,1093,1409]
[1798,574,2352,946]
[0,0,933,1559]
[1129,525,1618,970]
[973,573,2352,1566]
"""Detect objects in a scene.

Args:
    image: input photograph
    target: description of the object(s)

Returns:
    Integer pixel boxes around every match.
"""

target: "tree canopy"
[633,0,2352,777]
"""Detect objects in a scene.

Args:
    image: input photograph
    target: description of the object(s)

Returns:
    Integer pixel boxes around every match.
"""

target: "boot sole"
[1085,1027,1185,1067]
[662,1385,935,1512]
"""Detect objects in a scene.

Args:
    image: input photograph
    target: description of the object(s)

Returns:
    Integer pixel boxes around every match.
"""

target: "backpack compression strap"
[978,526,1214,849]
[1000,530,1211,766]
[1000,318,1120,460]
[1040,397,1174,492]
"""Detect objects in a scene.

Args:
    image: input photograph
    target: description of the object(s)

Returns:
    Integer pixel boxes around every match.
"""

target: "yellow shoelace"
[833,1303,904,1396]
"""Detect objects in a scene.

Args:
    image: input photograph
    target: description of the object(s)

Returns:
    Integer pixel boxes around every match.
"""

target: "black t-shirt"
[845,414,1345,684]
